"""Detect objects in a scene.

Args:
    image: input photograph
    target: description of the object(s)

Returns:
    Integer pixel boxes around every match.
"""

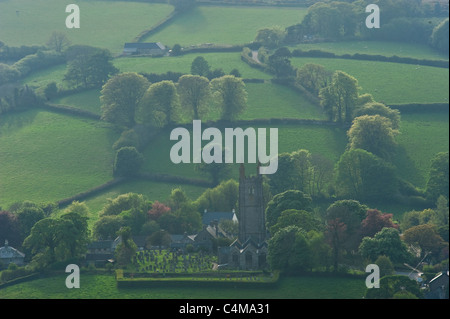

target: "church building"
[218,164,268,270]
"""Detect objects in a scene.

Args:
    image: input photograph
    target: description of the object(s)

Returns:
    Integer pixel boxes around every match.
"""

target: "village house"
[0,240,25,268]
[122,42,166,56]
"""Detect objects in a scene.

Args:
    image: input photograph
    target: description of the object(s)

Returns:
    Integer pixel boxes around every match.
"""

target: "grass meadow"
[393,112,450,188]
[0,0,174,54]
[142,5,307,47]
[0,273,366,299]
[291,57,449,104]
[0,109,118,209]
[290,40,450,61]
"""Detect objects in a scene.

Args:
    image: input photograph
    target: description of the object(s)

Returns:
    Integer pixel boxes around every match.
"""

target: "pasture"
[0,0,174,54]
[0,109,118,209]
[291,57,449,104]
[290,40,450,61]
[142,5,307,47]
[0,272,366,299]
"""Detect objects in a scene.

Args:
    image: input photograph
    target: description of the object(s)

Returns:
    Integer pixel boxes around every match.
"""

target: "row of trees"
[100,69,247,129]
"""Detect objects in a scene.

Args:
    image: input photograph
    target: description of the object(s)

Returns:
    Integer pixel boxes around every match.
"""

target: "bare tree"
[46,31,71,53]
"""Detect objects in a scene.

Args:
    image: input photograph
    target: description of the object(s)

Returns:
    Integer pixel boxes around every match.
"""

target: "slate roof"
[202,212,237,225]
[123,42,165,50]
[0,240,25,259]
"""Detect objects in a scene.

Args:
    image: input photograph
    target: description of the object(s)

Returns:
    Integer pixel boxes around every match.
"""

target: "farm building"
[123,42,166,56]
[0,240,25,267]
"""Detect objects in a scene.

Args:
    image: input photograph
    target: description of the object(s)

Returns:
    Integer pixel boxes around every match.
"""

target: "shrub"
[113,147,144,177]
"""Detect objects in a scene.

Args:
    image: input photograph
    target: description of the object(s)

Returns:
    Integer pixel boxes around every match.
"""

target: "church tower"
[238,164,266,244]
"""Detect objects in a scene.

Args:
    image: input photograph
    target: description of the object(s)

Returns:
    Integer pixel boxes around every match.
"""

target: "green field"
[290,40,449,61]
[0,110,118,209]
[291,57,449,104]
[0,0,174,54]
[0,273,366,299]
[143,5,307,47]
[393,112,450,188]
[114,53,271,79]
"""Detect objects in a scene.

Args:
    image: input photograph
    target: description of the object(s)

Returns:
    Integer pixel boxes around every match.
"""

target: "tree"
[210,75,247,121]
[254,26,286,49]
[43,82,58,101]
[136,80,180,127]
[296,63,331,96]
[402,224,445,260]
[268,226,312,273]
[268,153,295,195]
[113,147,144,177]
[92,215,124,240]
[194,179,239,213]
[353,102,401,130]
[177,74,211,120]
[270,209,322,235]
[325,218,347,272]
[302,2,343,38]
[46,31,71,52]
[430,18,449,53]
[0,211,21,248]
[100,193,152,217]
[148,201,171,221]
[291,149,312,193]
[319,71,359,123]
[267,50,295,78]
[347,115,399,160]
[115,227,137,266]
[64,47,118,88]
[426,152,449,202]
[100,72,150,128]
[191,56,210,77]
[334,149,397,201]
[360,209,398,239]
[358,227,413,264]
[375,255,395,278]
[265,190,312,231]
[365,275,423,299]
[326,199,367,251]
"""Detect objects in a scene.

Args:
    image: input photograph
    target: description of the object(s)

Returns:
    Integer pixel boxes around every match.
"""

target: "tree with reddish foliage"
[360,209,398,238]
[0,211,21,247]
[326,218,347,272]
[148,201,171,221]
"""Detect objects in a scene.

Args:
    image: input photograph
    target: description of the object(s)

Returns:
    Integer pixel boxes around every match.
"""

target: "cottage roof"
[0,240,25,259]
[202,212,237,225]
[123,42,165,50]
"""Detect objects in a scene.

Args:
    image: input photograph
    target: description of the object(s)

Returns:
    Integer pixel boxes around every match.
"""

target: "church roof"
[0,240,25,259]
[202,212,237,225]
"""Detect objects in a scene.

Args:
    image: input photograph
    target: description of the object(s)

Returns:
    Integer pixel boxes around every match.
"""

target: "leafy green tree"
[375,255,395,278]
[115,227,137,266]
[210,75,247,121]
[302,2,342,38]
[265,190,312,231]
[402,224,445,260]
[100,72,150,128]
[358,227,413,264]
[268,226,312,273]
[326,199,367,251]
[353,102,401,130]
[64,47,117,88]
[268,153,295,195]
[15,205,45,241]
[426,152,449,202]
[0,211,21,248]
[334,149,397,201]
[194,179,239,213]
[136,80,180,127]
[296,63,331,95]
[267,50,295,79]
[319,71,360,123]
[113,147,144,177]
[92,215,124,240]
[191,56,210,77]
[100,193,152,218]
[347,115,399,160]
[270,209,322,235]
[177,74,211,120]
[254,26,286,49]
[365,275,423,299]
